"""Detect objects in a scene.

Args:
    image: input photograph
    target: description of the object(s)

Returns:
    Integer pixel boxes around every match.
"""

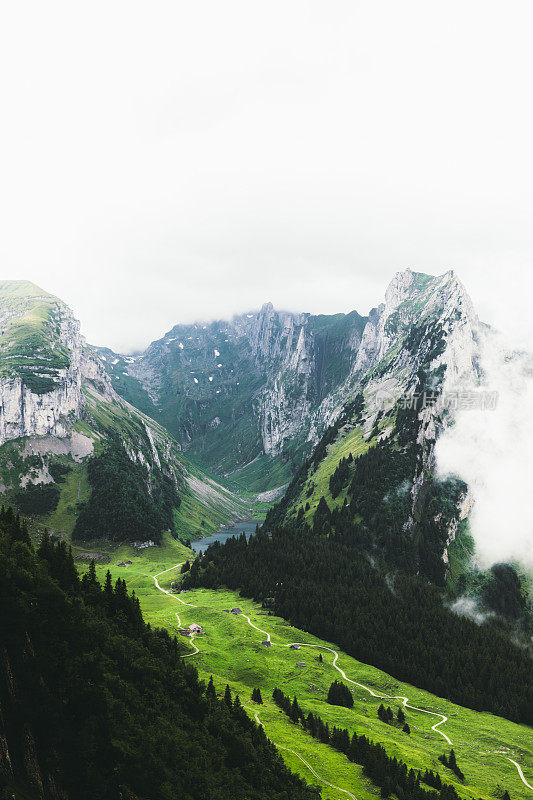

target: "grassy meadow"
[76,536,533,800]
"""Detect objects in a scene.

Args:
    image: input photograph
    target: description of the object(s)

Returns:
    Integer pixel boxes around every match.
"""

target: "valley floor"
[76,537,533,800]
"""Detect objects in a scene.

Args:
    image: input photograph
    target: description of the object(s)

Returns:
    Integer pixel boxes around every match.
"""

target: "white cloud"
[436,333,533,569]
[448,596,494,625]
[0,1,532,351]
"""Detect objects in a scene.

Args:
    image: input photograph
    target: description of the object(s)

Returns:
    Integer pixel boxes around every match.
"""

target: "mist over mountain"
[436,334,533,569]
[0,280,247,545]
[1,269,532,800]
[3,7,533,797]
[1,270,531,582]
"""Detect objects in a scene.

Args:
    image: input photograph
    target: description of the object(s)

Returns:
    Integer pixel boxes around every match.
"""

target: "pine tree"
[313,496,332,534]
[402,723,410,734]
[81,559,100,597]
[104,570,113,600]
[252,687,263,704]
[327,680,353,708]
[37,529,51,559]
[224,684,232,708]
[206,676,216,698]
[397,706,406,724]
[290,696,302,723]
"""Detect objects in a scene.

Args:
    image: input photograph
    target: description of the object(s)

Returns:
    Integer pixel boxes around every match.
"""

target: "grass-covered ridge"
[0,280,73,393]
[0,510,318,800]
[186,529,533,725]
[0,369,251,547]
[76,541,533,800]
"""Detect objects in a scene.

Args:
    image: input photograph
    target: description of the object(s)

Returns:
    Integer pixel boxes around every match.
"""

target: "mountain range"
[1,271,532,800]
[0,280,247,544]
[0,269,495,571]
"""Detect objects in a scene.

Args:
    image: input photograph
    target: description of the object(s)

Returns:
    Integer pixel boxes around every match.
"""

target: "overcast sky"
[1,1,533,352]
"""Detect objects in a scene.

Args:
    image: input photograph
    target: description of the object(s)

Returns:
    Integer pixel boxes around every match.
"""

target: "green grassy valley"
[2,276,532,800]
[0,512,318,800]
[76,541,533,800]
[4,5,533,798]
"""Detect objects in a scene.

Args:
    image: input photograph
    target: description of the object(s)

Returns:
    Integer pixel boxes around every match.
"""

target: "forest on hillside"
[73,436,180,544]
[0,507,318,800]
[266,376,470,588]
[185,528,533,725]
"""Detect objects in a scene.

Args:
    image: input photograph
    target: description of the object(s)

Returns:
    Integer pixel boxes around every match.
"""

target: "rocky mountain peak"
[84,270,483,491]
[0,281,120,446]
[383,267,416,310]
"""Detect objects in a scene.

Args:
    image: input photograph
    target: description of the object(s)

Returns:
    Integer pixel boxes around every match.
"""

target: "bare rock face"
[0,272,485,517]
[108,301,367,473]
[353,270,482,540]
[256,311,317,455]
[260,269,483,461]
[0,375,78,445]
[94,269,485,488]
[0,302,84,446]
[0,283,118,447]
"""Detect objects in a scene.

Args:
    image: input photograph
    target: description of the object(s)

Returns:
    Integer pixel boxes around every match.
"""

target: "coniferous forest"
[272,687,466,800]
[0,507,318,800]
[73,436,180,544]
[184,528,533,725]
[265,387,470,587]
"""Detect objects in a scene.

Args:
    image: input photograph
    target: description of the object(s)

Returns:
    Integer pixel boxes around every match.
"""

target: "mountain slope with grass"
[95,305,368,491]
[0,281,248,545]
[263,269,486,584]
[96,269,488,579]
[79,535,533,800]
[0,508,318,800]
[185,527,533,725]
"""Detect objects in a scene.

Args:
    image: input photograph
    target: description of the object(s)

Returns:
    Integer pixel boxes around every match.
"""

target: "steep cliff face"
[0,282,247,542]
[265,269,485,580]
[99,304,368,486]
[0,272,489,562]
[256,307,367,456]
[361,269,481,558]
[0,282,84,446]
[98,271,482,497]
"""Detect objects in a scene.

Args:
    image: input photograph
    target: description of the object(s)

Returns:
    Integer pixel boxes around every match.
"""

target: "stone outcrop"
[1,272,485,513]
[0,303,84,446]
[114,302,367,469]
[0,290,118,447]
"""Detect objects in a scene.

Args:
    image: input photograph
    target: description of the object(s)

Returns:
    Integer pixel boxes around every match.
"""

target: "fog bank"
[436,333,533,570]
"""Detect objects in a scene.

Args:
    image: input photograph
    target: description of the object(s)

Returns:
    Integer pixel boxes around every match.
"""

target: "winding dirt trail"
[150,575,357,796]
[153,563,197,607]
[152,564,199,657]
[173,611,200,656]
[246,705,357,799]
[151,568,532,793]
[240,614,451,743]
[508,759,533,791]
